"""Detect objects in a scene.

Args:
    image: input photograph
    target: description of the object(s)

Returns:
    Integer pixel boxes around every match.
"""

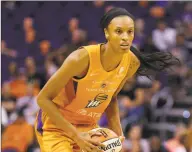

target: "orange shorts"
[35,121,99,152]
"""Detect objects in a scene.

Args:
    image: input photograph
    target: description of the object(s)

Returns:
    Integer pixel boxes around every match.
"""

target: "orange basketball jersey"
[36,44,136,134]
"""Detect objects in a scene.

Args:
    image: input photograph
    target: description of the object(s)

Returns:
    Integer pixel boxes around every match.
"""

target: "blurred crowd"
[1,1,192,152]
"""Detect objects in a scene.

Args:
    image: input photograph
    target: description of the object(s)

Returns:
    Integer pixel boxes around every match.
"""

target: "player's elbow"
[36,95,43,107]
[36,93,48,107]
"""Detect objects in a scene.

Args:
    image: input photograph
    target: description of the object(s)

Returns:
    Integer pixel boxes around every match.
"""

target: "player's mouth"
[120,44,129,49]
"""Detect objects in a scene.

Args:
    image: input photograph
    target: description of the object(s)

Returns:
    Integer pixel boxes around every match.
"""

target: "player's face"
[106,16,134,53]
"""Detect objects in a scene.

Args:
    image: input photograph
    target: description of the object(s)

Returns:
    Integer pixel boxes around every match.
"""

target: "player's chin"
[119,47,130,53]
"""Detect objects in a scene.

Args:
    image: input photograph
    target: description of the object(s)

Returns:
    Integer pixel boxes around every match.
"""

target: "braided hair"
[100,7,180,76]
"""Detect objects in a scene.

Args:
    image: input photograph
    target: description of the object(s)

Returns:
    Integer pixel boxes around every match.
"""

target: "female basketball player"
[35,7,179,152]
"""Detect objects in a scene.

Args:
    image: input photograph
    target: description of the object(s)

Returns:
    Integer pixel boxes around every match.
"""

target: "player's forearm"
[105,97,124,136]
[37,97,79,139]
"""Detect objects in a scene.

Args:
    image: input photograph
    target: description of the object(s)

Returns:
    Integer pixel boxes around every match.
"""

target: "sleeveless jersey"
[36,44,137,133]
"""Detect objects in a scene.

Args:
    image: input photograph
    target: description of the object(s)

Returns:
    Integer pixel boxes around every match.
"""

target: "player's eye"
[128,30,133,34]
[115,29,122,34]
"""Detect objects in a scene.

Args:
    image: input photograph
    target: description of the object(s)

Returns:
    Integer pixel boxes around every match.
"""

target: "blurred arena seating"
[1,1,192,152]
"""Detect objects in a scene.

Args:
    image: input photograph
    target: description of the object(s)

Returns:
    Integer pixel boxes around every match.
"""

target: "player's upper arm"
[37,48,89,101]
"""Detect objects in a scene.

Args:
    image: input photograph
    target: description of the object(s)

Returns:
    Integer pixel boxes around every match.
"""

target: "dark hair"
[100,7,134,31]
[130,46,180,76]
[100,7,180,76]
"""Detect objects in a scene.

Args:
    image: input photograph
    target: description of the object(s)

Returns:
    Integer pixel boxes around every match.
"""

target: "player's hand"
[119,136,125,143]
[119,136,125,152]
[73,132,105,152]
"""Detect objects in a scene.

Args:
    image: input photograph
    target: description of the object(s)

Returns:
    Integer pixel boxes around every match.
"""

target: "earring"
[105,34,109,40]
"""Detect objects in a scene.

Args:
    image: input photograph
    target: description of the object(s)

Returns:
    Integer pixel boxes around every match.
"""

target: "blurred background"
[1,1,192,152]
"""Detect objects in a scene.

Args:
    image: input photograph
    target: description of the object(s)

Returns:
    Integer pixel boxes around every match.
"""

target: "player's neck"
[103,43,124,60]
[100,43,123,72]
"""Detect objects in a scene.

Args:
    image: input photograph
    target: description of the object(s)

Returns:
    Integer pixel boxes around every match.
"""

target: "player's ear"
[104,28,109,40]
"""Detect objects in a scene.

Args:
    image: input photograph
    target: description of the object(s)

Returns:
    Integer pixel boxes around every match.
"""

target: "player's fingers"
[88,140,105,148]
[84,146,92,152]
[86,142,104,152]
[119,136,125,142]
[89,131,102,136]
[90,146,104,152]
[86,142,96,149]
[81,149,88,152]
[86,144,101,152]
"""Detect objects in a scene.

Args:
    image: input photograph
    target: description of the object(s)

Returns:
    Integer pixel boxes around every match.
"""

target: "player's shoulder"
[129,49,140,68]
[67,44,99,63]
[67,48,88,62]
[129,47,139,61]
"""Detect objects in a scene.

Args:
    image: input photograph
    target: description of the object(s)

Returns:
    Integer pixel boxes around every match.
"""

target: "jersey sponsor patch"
[85,93,108,108]
[76,109,102,118]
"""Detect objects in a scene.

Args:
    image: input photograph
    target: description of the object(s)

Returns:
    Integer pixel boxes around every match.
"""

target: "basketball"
[88,128,122,152]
